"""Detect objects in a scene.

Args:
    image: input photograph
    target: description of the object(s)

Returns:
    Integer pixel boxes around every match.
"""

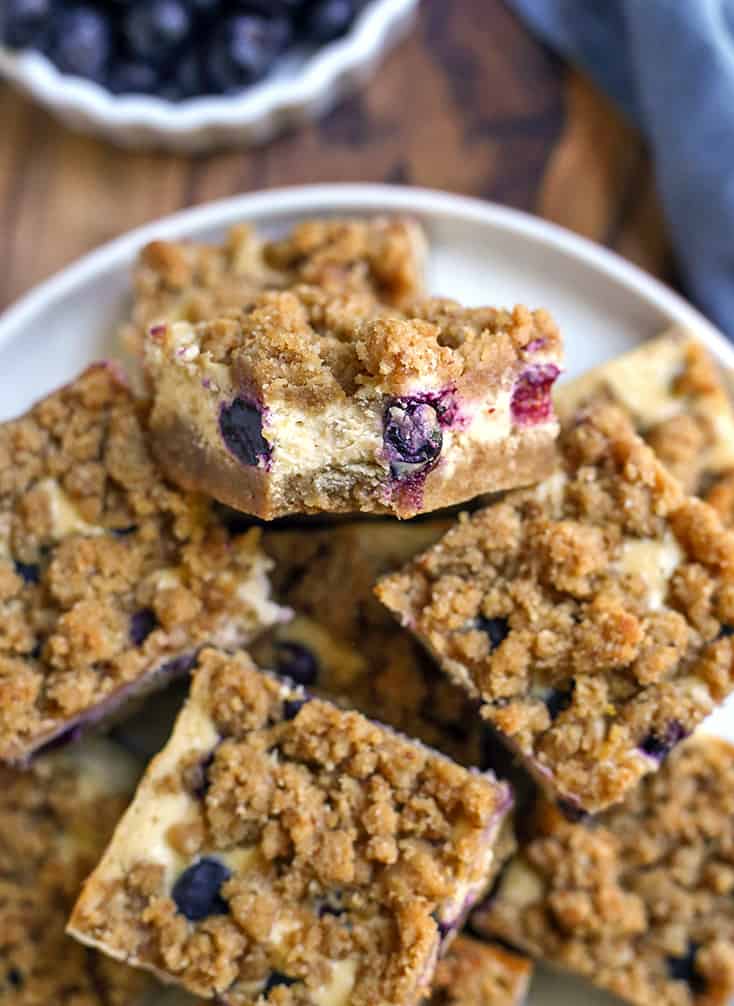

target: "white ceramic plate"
[2,183,734,1006]
[0,0,418,153]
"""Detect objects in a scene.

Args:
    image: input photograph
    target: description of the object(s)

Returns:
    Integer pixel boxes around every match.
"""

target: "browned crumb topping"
[427,936,532,1006]
[71,649,509,1005]
[0,365,276,762]
[122,217,426,356]
[147,293,560,405]
[705,470,734,529]
[474,736,734,1006]
[376,402,734,813]
[257,521,486,767]
[0,744,149,1005]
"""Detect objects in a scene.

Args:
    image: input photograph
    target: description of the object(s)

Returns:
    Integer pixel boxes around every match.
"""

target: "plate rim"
[2,182,732,367]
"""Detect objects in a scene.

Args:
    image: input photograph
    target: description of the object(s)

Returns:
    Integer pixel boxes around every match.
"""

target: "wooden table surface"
[0,0,674,313]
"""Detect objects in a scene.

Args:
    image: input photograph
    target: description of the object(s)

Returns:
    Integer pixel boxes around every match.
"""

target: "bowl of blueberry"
[0,0,418,152]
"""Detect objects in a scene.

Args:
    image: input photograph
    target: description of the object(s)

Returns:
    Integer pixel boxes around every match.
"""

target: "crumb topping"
[376,402,734,812]
[475,736,734,1006]
[145,293,561,408]
[0,740,149,1005]
[122,217,426,357]
[0,365,279,762]
[70,649,510,1005]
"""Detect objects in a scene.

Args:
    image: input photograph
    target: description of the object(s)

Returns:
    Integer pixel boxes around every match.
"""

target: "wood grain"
[0,0,672,312]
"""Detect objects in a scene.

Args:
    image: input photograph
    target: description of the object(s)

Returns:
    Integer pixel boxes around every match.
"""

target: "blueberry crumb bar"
[377,400,734,815]
[426,936,532,1006]
[0,737,153,1004]
[0,364,285,764]
[556,328,734,499]
[472,735,734,1006]
[143,293,563,519]
[69,647,512,1005]
[122,217,428,358]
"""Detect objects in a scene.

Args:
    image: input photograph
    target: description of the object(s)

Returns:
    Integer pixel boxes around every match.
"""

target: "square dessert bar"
[556,328,734,500]
[254,519,492,769]
[143,292,563,519]
[122,216,427,357]
[377,401,734,815]
[0,364,285,763]
[472,735,734,1006]
[0,736,153,1004]
[69,648,513,1005]
[426,936,532,1006]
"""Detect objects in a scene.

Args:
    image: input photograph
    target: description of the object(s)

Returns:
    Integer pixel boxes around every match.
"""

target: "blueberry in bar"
[425,936,532,1006]
[68,648,513,1005]
[376,400,734,815]
[253,519,491,769]
[472,734,734,1006]
[0,364,286,764]
[0,736,157,1005]
[143,292,563,519]
[122,216,427,358]
[556,328,734,499]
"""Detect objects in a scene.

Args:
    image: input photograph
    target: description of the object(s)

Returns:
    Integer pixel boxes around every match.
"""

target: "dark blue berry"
[130,608,158,647]
[640,721,686,762]
[206,15,291,94]
[30,641,42,660]
[477,616,510,651]
[264,972,298,996]
[544,683,574,721]
[283,697,308,721]
[431,910,454,942]
[49,7,111,81]
[6,968,23,988]
[172,857,231,921]
[383,398,443,480]
[302,0,361,44]
[219,397,272,467]
[719,624,734,638]
[667,943,706,995]
[1,0,51,49]
[275,642,319,686]
[557,799,588,823]
[189,752,214,798]
[317,894,345,917]
[123,1,191,63]
[107,62,159,97]
[14,561,40,584]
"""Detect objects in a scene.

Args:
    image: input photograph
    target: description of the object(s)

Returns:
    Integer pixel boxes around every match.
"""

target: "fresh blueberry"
[556,799,588,823]
[544,683,574,721]
[510,364,560,426]
[219,397,272,467]
[301,0,362,44]
[130,608,158,647]
[264,972,299,996]
[30,641,42,660]
[206,15,291,94]
[110,524,139,537]
[123,1,191,63]
[170,46,204,100]
[720,624,734,638]
[275,641,319,686]
[476,616,510,651]
[107,62,159,97]
[383,397,443,480]
[640,721,687,762]
[667,943,706,995]
[1,0,51,49]
[172,857,231,921]
[48,7,111,81]
[14,561,40,584]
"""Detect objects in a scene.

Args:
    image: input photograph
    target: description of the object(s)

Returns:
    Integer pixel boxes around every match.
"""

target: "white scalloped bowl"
[0,0,418,153]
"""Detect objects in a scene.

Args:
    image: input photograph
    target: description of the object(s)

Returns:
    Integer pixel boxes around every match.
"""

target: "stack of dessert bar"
[2,216,734,1006]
